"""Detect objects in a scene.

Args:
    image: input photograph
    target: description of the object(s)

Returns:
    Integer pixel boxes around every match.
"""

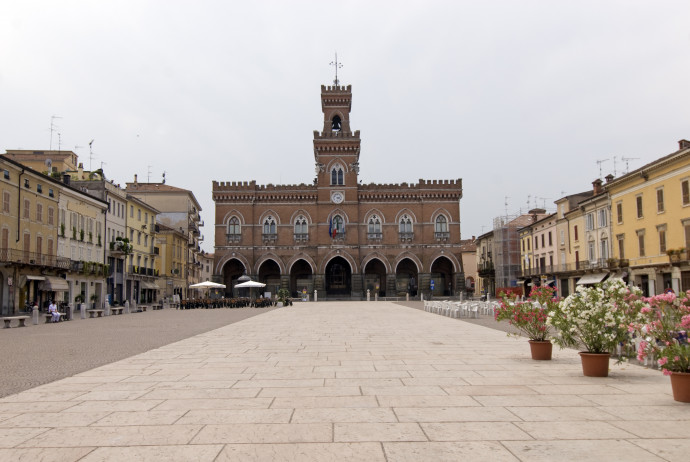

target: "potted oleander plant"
[635,291,690,402]
[495,285,557,360]
[548,278,645,376]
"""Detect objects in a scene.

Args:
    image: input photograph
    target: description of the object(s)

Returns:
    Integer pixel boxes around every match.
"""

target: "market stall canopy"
[39,276,68,291]
[234,280,266,288]
[576,273,608,285]
[189,281,226,289]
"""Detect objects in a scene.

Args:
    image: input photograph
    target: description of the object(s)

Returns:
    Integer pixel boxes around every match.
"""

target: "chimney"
[77,163,83,179]
[679,139,690,150]
[605,174,614,183]
[134,174,138,185]
[592,178,603,195]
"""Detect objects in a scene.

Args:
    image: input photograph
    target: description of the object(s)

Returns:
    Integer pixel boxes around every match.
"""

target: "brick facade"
[213,84,465,299]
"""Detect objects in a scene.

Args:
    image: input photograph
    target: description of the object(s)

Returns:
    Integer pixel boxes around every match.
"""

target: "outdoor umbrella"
[234,280,266,301]
[189,281,226,298]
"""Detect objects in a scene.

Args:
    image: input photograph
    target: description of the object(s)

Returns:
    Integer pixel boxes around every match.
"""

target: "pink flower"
[658,357,668,366]
[663,369,673,376]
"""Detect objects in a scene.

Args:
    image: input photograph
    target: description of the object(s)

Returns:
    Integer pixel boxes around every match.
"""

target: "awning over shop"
[140,281,159,290]
[544,280,555,285]
[26,275,46,281]
[39,276,68,291]
[576,273,608,285]
[610,271,628,280]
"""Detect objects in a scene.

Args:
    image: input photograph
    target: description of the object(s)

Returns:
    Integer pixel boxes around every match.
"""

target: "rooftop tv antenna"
[537,197,551,209]
[329,53,343,85]
[147,165,152,183]
[621,156,639,174]
[162,171,166,184]
[49,115,61,150]
[88,139,95,171]
[596,158,609,179]
[504,196,510,217]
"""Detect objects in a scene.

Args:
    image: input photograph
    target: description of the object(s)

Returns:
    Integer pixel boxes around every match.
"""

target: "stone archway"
[395,258,418,296]
[325,256,351,297]
[290,259,313,297]
[258,259,282,298]
[431,256,454,296]
[222,258,246,297]
[363,258,386,297]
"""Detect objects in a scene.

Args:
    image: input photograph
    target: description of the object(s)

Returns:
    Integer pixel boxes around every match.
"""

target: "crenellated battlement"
[313,130,360,140]
[213,181,318,203]
[358,179,462,190]
[321,85,352,93]
[213,181,317,192]
[213,180,257,190]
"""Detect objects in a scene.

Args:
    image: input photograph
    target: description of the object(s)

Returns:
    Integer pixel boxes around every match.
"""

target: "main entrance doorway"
[325,256,351,296]
[363,258,386,297]
[290,259,313,297]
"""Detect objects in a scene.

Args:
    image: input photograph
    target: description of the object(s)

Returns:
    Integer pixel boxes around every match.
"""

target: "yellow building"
[126,195,160,303]
[552,190,595,297]
[0,156,66,314]
[125,178,204,294]
[607,139,690,294]
[4,149,79,178]
[154,223,187,300]
[58,177,108,308]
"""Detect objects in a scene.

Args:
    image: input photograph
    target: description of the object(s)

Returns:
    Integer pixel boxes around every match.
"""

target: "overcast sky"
[2,1,689,252]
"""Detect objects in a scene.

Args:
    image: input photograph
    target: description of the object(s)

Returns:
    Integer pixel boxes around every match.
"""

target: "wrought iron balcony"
[367,232,383,240]
[0,248,70,270]
[434,231,450,240]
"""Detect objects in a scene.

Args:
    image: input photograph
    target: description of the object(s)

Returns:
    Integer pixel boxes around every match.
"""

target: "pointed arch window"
[262,216,277,243]
[227,217,241,243]
[434,215,449,240]
[399,214,413,241]
[330,214,345,240]
[331,165,344,185]
[294,215,308,242]
[367,215,382,240]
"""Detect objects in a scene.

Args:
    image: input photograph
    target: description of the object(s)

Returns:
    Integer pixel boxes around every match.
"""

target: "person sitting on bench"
[48,300,60,322]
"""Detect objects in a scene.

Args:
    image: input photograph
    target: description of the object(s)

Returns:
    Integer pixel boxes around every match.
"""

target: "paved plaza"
[0,301,688,461]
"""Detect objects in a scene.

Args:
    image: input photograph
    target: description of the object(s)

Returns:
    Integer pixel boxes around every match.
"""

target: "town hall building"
[213,83,465,299]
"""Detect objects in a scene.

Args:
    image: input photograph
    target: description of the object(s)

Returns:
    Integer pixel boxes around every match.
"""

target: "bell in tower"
[331,115,342,132]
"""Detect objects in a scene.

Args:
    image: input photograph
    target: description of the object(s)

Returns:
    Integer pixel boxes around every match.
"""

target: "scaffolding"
[492,211,547,289]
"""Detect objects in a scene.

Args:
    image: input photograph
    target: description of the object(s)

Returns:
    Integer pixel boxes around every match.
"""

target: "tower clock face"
[331,191,344,204]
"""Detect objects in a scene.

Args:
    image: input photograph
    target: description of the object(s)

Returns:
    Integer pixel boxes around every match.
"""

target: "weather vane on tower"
[330,53,343,86]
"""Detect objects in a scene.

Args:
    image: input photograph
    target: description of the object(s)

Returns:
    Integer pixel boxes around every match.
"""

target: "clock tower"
[313,84,360,204]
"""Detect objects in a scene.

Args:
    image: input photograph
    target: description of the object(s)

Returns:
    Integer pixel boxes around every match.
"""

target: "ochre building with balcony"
[213,84,465,299]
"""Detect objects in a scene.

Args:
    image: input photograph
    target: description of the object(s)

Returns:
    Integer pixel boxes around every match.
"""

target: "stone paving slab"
[0,301,687,461]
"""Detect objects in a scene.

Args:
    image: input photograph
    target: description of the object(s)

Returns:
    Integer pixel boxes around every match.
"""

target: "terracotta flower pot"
[579,352,610,377]
[528,340,553,360]
[670,371,690,403]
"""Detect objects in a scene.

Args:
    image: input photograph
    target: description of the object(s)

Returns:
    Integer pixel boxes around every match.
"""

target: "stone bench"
[44,312,66,323]
[110,307,124,315]
[87,309,104,318]
[152,304,163,310]
[2,316,30,328]
[138,306,147,312]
